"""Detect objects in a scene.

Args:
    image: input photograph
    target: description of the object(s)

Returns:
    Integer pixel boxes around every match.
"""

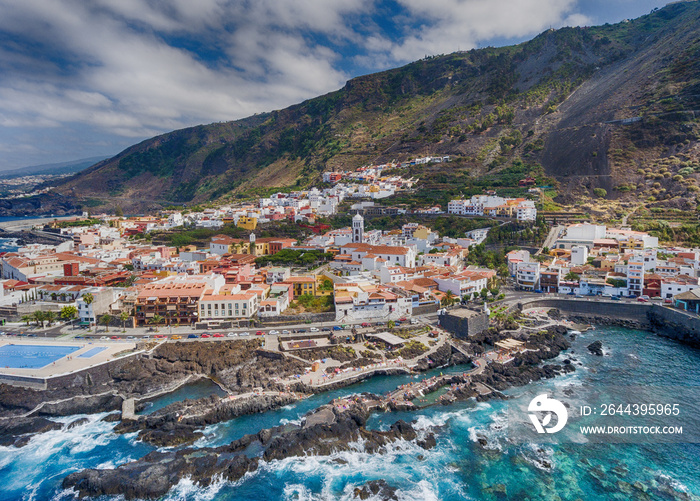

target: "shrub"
[593,188,607,198]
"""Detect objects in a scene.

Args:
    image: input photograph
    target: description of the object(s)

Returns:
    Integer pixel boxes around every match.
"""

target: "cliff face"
[47,2,700,212]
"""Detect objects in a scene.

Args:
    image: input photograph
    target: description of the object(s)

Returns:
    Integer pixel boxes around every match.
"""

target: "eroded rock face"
[115,393,300,447]
[587,340,604,356]
[353,479,399,500]
[63,405,429,500]
[0,417,62,447]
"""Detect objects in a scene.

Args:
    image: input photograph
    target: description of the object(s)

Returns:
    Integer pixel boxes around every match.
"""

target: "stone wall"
[439,308,489,339]
[412,304,439,316]
[518,297,700,347]
[259,312,336,326]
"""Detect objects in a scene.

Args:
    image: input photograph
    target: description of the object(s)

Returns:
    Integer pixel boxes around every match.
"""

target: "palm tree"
[441,290,455,307]
[44,310,56,327]
[100,314,111,332]
[32,310,46,327]
[21,315,31,326]
[150,314,164,332]
[119,311,130,332]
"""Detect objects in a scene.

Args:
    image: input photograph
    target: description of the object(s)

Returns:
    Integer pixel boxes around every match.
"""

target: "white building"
[516,200,537,221]
[661,278,699,299]
[516,261,541,290]
[627,261,644,296]
[571,246,589,266]
[352,213,364,244]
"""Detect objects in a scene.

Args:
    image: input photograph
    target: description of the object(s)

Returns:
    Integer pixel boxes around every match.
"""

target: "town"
[2,173,700,341]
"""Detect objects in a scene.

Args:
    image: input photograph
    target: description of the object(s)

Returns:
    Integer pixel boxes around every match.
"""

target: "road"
[539,224,564,253]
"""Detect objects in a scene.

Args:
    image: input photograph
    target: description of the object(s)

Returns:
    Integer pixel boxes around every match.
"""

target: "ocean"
[0,326,698,500]
[0,215,52,253]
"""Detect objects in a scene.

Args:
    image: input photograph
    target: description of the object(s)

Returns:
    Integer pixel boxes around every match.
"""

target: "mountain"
[0,156,108,179]
[51,2,700,212]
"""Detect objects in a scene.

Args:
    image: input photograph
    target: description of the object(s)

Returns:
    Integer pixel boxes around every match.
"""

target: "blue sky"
[0,0,670,171]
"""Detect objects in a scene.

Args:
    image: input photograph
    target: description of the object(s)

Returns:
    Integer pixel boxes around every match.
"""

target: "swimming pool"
[78,346,107,358]
[0,344,81,369]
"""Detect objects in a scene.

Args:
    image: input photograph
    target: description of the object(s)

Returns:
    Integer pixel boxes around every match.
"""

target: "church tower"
[352,213,364,243]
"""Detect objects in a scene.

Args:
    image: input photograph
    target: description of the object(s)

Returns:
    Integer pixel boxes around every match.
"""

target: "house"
[516,262,540,290]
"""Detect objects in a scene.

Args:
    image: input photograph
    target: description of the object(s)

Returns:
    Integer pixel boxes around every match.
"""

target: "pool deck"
[0,337,138,379]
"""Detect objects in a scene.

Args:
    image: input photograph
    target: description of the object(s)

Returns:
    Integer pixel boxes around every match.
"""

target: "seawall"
[517,297,700,347]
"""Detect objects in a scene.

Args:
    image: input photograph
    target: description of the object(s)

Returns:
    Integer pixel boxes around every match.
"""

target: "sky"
[0,0,671,171]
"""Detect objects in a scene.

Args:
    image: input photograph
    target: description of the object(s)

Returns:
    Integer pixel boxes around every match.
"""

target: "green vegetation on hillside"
[51,1,700,214]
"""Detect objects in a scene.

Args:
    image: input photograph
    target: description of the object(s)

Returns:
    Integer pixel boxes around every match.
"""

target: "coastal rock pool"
[0,344,80,369]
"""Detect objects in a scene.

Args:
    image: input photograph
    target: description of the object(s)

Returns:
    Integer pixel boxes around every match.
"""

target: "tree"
[441,290,456,307]
[564,271,580,281]
[490,287,500,297]
[120,311,130,332]
[114,206,124,217]
[60,305,78,321]
[387,320,396,330]
[480,288,489,300]
[150,314,164,332]
[100,314,111,332]
[44,311,56,327]
[32,310,46,327]
[21,315,31,326]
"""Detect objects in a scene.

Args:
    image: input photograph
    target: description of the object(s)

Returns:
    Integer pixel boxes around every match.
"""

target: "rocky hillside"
[50,1,700,212]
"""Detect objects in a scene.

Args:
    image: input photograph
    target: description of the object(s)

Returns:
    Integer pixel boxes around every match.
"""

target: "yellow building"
[237,216,258,230]
[413,226,431,240]
[283,276,317,298]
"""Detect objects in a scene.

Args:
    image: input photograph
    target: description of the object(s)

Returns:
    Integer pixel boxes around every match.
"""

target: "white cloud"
[0,0,634,169]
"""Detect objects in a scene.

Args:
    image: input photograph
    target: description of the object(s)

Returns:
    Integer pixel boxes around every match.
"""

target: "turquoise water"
[0,215,59,252]
[0,326,697,500]
[0,344,80,369]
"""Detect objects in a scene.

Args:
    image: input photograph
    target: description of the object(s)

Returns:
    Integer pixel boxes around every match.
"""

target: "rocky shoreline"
[59,326,575,499]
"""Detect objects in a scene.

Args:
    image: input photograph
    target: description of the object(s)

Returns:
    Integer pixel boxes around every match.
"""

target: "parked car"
[282,330,290,335]
[610,296,621,301]
[602,293,612,298]
[321,327,331,332]
[297,329,307,333]
[310,327,319,332]
[100,336,108,340]
[664,298,673,304]
[154,334,166,339]
[187,334,199,339]
[398,317,407,322]
[567,291,576,295]
[126,336,135,339]
[333,326,342,331]
[410,318,419,324]
[171,335,182,340]
[269,330,280,335]
[534,289,544,293]
[361,322,371,328]
[240,331,250,336]
[637,297,649,302]
[201,333,211,338]
[213,333,224,338]
[227,332,238,337]
[110,336,119,340]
